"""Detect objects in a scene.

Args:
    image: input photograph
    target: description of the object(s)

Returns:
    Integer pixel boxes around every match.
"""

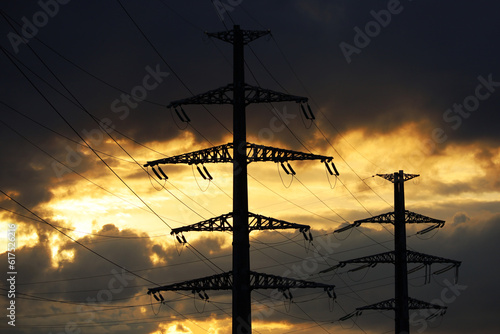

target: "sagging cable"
[192,290,208,313]
[192,164,210,192]
[172,233,187,256]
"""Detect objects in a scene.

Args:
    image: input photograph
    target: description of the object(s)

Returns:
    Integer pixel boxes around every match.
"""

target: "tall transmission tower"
[145,25,338,334]
[323,170,461,333]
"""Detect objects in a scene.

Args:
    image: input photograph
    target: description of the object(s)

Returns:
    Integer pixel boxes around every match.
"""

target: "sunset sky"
[1,1,500,334]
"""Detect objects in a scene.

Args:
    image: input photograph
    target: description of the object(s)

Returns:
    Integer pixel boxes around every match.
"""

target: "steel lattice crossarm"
[339,297,447,322]
[167,84,307,108]
[144,142,333,167]
[206,28,270,45]
[247,143,332,163]
[148,270,335,299]
[376,173,420,183]
[320,250,461,277]
[334,210,445,234]
[170,212,311,237]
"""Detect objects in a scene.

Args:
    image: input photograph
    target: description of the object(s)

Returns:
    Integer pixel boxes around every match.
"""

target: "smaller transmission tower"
[323,170,461,334]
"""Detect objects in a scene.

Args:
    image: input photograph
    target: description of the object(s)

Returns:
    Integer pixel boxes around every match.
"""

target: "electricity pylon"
[323,170,461,333]
[145,25,337,334]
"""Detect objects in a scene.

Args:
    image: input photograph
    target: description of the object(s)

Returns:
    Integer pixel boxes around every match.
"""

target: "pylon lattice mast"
[329,170,461,334]
[169,212,312,238]
[145,25,336,334]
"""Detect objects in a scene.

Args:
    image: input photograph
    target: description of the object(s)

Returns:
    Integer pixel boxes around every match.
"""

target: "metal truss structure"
[334,210,445,235]
[357,297,447,311]
[206,28,270,45]
[376,173,420,183]
[146,25,336,334]
[170,212,311,237]
[334,171,461,333]
[320,249,461,283]
[340,297,447,322]
[167,84,308,107]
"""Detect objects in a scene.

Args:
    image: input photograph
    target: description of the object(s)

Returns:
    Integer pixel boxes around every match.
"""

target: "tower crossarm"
[170,212,311,236]
[144,142,333,167]
[167,84,307,108]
